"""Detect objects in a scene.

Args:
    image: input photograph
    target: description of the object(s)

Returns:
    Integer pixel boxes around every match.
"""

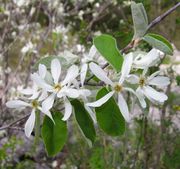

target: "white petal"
[148,70,161,80]
[119,53,133,84]
[24,109,35,138]
[51,59,61,84]
[89,62,113,86]
[80,63,88,86]
[78,89,91,97]
[39,107,55,124]
[31,73,53,91]
[62,98,72,121]
[133,48,160,68]
[125,74,139,84]
[38,64,47,79]
[86,91,115,107]
[148,76,170,87]
[64,88,79,98]
[143,86,168,103]
[88,45,97,59]
[19,88,33,95]
[38,90,48,101]
[62,65,79,85]
[84,105,97,123]
[42,93,55,112]
[6,100,30,108]
[28,91,40,100]
[118,94,130,122]
[136,87,146,108]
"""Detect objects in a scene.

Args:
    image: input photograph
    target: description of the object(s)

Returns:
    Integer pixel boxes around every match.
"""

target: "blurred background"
[0,0,180,168]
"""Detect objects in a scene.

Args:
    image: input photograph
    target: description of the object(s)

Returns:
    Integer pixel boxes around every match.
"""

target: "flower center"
[31,100,38,108]
[54,84,62,92]
[139,77,146,87]
[114,84,123,92]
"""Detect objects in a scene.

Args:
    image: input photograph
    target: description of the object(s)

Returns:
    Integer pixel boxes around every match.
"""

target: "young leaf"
[93,34,123,72]
[95,87,125,136]
[131,2,148,39]
[71,99,96,145]
[143,33,173,55]
[41,111,68,157]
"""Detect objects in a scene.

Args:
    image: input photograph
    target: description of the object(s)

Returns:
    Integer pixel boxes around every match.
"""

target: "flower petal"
[148,76,170,87]
[39,107,55,124]
[38,90,48,101]
[28,91,40,100]
[133,48,160,68]
[86,91,115,107]
[24,109,35,138]
[31,73,53,91]
[19,88,33,95]
[38,64,47,79]
[80,63,88,86]
[136,87,146,108]
[51,59,61,84]
[89,62,113,86]
[119,53,133,84]
[118,93,130,122]
[143,86,168,103]
[42,93,55,112]
[88,45,97,59]
[125,74,139,84]
[6,100,30,108]
[62,98,72,121]
[64,88,79,98]
[62,65,79,85]
[84,105,97,123]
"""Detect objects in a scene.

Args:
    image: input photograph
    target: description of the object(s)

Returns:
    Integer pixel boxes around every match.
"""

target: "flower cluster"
[6,46,170,137]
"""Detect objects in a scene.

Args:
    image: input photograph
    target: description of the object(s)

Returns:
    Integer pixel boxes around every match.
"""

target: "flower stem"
[34,110,40,147]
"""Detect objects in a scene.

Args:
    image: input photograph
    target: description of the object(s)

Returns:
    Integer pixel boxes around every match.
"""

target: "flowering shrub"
[5,2,175,157]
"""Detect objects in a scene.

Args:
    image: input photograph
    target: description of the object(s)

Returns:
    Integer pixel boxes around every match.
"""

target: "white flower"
[6,98,54,138]
[86,54,135,122]
[132,48,160,69]
[80,45,97,86]
[20,64,48,101]
[127,69,170,108]
[21,41,37,54]
[31,59,80,121]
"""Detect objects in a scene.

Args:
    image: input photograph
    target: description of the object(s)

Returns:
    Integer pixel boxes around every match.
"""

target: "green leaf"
[41,111,68,157]
[131,2,148,39]
[95,87,125,136]
[93,34,123,72]
[71,99,96,145]
[33,56,67,70]
[143,33,173,55]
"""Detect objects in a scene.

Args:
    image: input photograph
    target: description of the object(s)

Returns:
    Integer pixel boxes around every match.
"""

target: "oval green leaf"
[93,34,123,72]
[71,99,96,145]
[131,2,148,39]
[41,111,68,157]
[143,33,173,55]
[95,87,125,136]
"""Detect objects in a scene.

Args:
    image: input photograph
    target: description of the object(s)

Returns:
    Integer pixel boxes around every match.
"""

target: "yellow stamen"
[31,100,38,108]
[54,84,62,92]
[139,77,146,87]
[114,83,123,92]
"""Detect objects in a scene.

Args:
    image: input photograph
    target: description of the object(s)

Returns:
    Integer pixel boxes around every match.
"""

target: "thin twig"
[147,2,180,30]
[0,114,30,131]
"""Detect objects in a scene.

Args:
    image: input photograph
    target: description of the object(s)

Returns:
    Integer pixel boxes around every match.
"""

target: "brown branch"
[0,114,30,131]
[85,2,180,83]
[147,2,180,30]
